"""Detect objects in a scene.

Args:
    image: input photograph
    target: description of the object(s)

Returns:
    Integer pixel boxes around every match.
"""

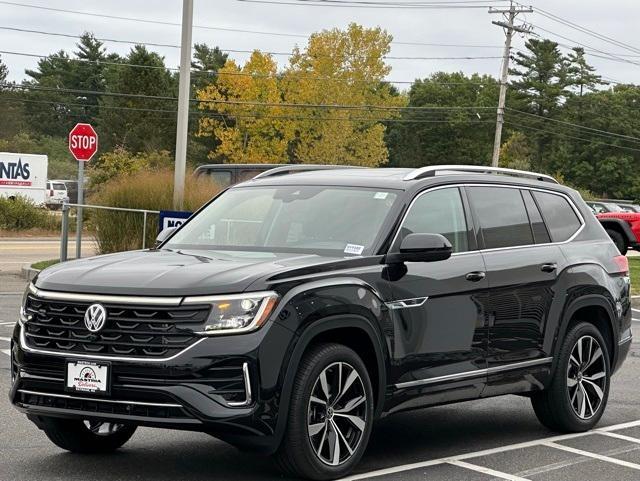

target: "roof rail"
[252,164,361,180]
[403,165,558,184]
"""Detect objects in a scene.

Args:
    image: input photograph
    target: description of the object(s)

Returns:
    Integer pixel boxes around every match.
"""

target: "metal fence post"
[60,203,69,262]
[142,211,148,249]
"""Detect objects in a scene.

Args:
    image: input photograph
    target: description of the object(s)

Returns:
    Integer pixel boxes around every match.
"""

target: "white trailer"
[0,152,48,205]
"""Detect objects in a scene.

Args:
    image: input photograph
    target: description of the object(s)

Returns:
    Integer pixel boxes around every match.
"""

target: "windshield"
[166,186,399,256]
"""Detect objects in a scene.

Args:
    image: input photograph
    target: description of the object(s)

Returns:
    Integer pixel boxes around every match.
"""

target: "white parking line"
[0,321,16,326]
[1,349,9,356]
[339,419,640,481]
[543,442,640,471]
[448,460,532,481]
[599,431,640,445]
[631,308,640,314]
[0,336,12,342]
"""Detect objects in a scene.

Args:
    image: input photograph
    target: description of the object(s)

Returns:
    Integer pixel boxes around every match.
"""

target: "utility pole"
[173,0,194,210]
[489,2,532,167]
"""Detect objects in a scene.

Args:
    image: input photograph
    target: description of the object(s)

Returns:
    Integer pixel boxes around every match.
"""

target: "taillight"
[612,255,629,275]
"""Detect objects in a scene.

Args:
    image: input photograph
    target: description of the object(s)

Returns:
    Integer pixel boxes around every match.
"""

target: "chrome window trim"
[17,389,183,408]
[19,326,206,363]
[226,362,253,407]
[389,183,585,256]
[28,284,183,306]
[394,357,553,389]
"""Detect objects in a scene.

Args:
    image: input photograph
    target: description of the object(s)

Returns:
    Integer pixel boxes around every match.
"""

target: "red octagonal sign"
[68,123,98,162]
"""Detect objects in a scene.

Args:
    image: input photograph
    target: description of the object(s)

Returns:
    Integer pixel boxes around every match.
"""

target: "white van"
[46,180,69,208]
[0,152,48,205]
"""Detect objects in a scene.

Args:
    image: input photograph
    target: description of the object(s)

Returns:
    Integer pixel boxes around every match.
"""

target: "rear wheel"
[40,417,137,453]
[274,343,374,480]
[606,229,627,255]
[531,322,610,432]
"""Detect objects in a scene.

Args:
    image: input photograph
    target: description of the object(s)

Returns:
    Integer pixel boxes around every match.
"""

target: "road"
[0,238,96,275]
[0,276,639,481]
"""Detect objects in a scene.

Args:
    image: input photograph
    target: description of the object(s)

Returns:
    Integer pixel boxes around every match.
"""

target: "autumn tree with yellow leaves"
[196,24,406,167]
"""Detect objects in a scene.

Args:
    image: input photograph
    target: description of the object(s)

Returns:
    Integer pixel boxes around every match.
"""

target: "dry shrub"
[89,169,218,254]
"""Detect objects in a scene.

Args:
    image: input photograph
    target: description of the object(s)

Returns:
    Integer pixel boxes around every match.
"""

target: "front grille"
[17,390,192,420]
[23,295,209,358]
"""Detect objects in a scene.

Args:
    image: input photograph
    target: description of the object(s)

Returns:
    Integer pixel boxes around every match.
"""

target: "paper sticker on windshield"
[344,244,365,255]
[374,192,388,200]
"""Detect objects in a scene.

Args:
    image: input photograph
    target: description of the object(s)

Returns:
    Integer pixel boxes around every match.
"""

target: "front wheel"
[274,343,374,480]
[40,417,137,453]
[531,322,610,432]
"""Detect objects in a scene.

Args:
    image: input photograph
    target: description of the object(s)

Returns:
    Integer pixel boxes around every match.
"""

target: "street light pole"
[173,0,194,210]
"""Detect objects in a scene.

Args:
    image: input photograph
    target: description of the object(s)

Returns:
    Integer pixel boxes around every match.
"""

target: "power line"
[1,82,498,112]
[235,0,508,8]
[0,26,503,61]
[0,49,501,86]
[532,7,640,56]
[0,96,497,124]
[504,119,640,153]
[0,2,502,49]
[506,108,640,144]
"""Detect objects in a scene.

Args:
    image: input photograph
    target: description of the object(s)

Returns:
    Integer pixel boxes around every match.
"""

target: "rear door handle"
[541,263,557,273]
[465,271,486,282]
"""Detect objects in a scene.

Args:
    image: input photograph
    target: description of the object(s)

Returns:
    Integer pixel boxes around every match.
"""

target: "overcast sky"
[1,0,638,89]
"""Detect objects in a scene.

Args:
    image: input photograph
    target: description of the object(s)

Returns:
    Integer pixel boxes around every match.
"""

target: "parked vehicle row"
[10,165,631,480]
[586,200,640,255]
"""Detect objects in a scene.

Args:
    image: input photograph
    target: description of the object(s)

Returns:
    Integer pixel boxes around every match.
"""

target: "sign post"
[68,123,98,259]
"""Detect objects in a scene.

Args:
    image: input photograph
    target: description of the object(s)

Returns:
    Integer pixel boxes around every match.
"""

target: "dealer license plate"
[66,360,110,394]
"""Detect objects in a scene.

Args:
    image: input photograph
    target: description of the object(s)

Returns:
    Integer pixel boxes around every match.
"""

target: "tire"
[606,229,628,255]
[274,343,374,480]
[531,322,611,432]
[40,417,137,453]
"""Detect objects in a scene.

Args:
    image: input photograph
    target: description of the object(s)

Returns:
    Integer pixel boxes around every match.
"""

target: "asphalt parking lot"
[0,276,639,481]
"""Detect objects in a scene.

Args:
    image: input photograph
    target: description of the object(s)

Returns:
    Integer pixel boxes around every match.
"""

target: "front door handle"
[541,263,558,273]
[465,271,486,282]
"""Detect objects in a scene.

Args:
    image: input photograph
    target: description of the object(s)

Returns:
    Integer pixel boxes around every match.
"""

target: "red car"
[587,201,640,254]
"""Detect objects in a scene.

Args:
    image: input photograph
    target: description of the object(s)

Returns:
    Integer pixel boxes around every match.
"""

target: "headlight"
[19,283,34,325]
[184,292,279,335]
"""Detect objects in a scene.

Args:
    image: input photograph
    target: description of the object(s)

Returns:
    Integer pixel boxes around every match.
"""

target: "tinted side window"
[468,186,533,249]
[207,170,232,188]
[399,187,469,253]
[532,191,582,242]
[522,190,551,244]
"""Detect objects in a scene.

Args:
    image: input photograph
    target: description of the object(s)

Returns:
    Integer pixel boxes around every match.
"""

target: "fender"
[551,293,618,375]
[271,314,387,453]
[597,217,637,244]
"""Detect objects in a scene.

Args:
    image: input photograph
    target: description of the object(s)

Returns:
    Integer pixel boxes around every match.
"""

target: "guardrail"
[60,202,160,262]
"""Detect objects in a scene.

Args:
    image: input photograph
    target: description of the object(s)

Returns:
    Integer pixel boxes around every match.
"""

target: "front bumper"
[9,320,295,452]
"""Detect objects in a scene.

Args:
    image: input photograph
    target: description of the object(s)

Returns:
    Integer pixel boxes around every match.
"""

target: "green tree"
[0,54,7,84]
[386,72,498,167]
[509,39,571,168]
[98,45,177,152]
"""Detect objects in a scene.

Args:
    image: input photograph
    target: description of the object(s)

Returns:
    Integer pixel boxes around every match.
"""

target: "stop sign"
[68,123,98,161]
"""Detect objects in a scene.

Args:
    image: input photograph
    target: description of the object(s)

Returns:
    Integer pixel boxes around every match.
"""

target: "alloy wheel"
[83,420,126,436]
[307,362,368,466]
[566,335,607,420]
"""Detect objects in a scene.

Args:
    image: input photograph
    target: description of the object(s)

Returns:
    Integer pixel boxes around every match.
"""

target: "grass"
[31,259,60,270]
[629,257,640,296]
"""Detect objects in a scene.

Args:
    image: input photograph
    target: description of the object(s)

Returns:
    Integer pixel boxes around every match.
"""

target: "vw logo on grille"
[84,304,107,333]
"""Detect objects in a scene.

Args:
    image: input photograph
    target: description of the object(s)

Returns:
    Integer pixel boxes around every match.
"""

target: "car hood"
[34,248,372,297]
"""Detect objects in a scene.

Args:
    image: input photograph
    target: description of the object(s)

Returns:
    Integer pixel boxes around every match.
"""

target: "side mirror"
[155,226,177,247]
[387,233,453,264]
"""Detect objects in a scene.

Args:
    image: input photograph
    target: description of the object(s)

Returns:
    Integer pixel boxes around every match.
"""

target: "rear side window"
[532,191,582,242]
[468,186,533,249]
[399,187,469,253]
[522,190,551,244]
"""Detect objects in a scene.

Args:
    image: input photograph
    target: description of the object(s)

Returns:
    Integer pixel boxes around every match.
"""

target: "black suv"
[10,165,632,480]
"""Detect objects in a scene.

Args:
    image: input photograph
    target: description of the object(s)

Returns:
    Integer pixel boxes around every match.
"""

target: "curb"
[21,265,40,281]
